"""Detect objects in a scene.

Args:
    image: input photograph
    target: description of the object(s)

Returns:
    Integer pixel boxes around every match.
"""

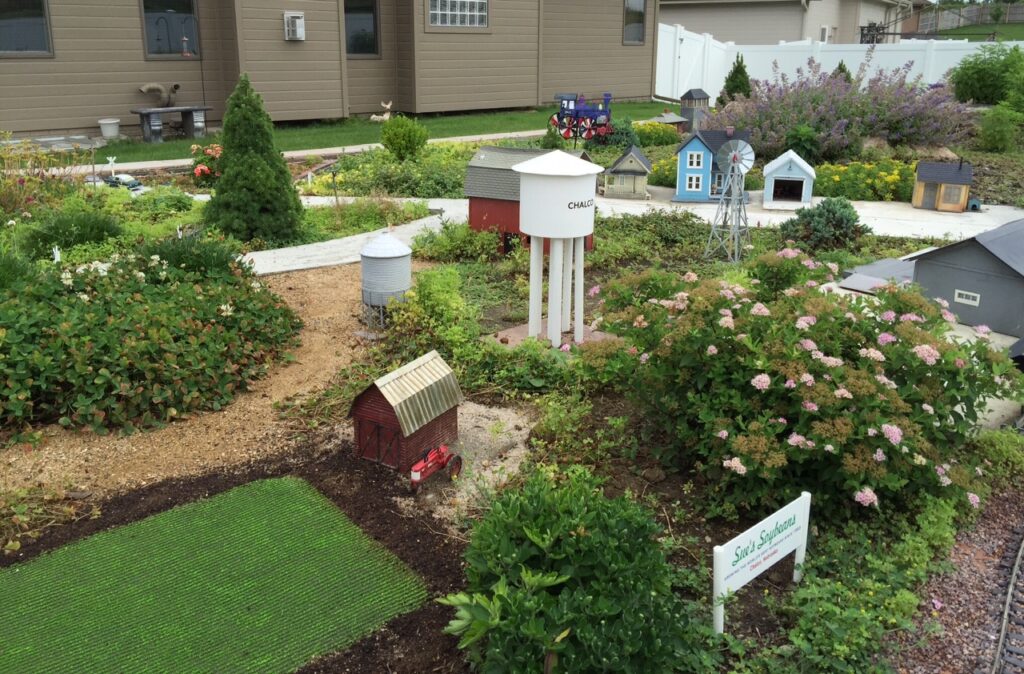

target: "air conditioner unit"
[819,25,831,42]
[284,12,306,41]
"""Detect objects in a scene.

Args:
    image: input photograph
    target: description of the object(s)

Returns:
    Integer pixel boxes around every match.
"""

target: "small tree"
[381,116,429,161]
[539,125,566,150]
[716,55,752,107]
[205,75,302,243]
[779,196,870,251]
[785,124,821,163]
[831,60,853,84]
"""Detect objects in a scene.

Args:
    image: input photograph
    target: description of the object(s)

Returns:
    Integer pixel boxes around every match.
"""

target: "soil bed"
[2,436,469,674]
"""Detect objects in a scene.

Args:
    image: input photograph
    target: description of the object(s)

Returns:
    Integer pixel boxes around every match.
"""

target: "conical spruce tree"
[205,74,302,242]
[832,60,853,84]
[716,55,752,107]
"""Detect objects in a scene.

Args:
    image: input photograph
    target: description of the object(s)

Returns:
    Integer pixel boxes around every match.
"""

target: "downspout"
[537,0,544,106]
[337,0,350,117]
[649,0,660,101]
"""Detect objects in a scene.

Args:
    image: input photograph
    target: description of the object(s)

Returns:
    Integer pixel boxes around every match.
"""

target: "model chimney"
[726,126,735,138]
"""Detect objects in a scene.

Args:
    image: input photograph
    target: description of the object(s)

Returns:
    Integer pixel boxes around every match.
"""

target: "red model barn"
[348,351,464,473]
[465,146,596,254]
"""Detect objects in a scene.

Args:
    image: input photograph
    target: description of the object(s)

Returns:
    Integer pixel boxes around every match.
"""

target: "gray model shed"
[912,219,1024,337]
[763,150,816,209]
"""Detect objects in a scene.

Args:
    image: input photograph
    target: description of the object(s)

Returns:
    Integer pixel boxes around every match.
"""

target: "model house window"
[687,152,703,169]
[954,289,980,307]
[345,0,378,54]
[623,0,645,44]
[141,0,199,57]
[0,0,51,55]
[686,175,702,192]
[714,173,724,190]
[618,175,626,186]
[429,0,488,27]
[941,185,964,205]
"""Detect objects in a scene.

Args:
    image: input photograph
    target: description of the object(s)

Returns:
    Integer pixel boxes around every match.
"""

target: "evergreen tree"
[205,74,302,243]
[831,60,853,84]
[716,55,752,107]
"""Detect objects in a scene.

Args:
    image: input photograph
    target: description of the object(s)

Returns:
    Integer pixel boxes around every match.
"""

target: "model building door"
[922,183,939,209]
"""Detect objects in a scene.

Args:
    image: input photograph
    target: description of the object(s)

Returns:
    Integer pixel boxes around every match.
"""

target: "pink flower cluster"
[900,313,924,323]
[750,302,771,317]
[682,271,699,283]
[975,324,991,336]
[801,258,819,269]
[880,310,896,322]
[798,339,818,351]
[800,373,815,387]
[811,351,844,368]
[934,297,949,309]
[834,387,853,399]
[588,285,601,298]
[873,448,887,462]
[723,457,747,475]
[874,374,897,389]
[941,309,957,323]
[718,315,735,329]
[967,492,980,508]
[795,315,817,330]
[633,314,649,329]
[751,373,771,391]
[877,332,897,346]
[776,247,801,259]
[858,347,886,362]
[854,487,879,507]
[706,345,718,356]
[802,400,819,412]
[787,433,814,449]
[912,344,941,365]
[881,423,903,445]
[716,430,729,439]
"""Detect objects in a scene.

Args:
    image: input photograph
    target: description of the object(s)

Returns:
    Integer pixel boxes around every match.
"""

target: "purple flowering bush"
[709,54,971,162]
[598,249,1021,519]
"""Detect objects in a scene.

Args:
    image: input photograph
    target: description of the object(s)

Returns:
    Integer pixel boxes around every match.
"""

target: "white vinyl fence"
[655,24,1024,103]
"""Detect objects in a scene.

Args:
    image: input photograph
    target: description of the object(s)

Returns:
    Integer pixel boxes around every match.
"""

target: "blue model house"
[673,128,751,203]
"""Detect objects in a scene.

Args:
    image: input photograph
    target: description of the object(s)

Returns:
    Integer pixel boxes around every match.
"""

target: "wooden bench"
[129,105,213,143]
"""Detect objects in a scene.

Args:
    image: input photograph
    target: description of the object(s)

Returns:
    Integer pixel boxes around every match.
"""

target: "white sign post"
[712,491,811,634]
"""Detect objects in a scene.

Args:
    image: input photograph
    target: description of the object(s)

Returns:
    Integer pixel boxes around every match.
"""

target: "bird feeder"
[512,151,603,346]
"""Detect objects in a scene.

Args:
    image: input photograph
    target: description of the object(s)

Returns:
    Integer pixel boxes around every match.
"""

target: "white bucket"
[98,118,120,139]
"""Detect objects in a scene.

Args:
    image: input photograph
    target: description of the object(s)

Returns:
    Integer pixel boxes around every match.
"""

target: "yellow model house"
[913,161,973,213]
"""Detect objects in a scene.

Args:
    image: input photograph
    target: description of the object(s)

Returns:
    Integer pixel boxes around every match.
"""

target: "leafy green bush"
[381,115,429,161]
[585,116,640,150]
[779,197,870,251]
[540,125,566,150]
[813,160,915,202]
[1006,62,1024,114]
[18,203,122,260]
[440,466,719,673]
[717,54,751,107]
[649,155,677,188]
[205,75,303,243]
[597,249,1021,519]
[310,144,470,198]
[977,103,1024,153]
[62,236,137,267]
[412,220,500,262]
[133,187,195,220]
[970,430,1024,485]
[139,236,241,275]
[949,44,1024,105]
[0,248,36,292]
[0,254,300,438]
[744,166,765,191]
[633,121,679,146]
[784,125,820,164]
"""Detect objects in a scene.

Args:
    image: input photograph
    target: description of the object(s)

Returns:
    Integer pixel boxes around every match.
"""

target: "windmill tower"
[704,139,755,263]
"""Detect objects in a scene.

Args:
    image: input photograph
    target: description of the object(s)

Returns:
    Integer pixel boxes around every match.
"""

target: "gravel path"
[0,264,367,497]
[891,487,1024,674]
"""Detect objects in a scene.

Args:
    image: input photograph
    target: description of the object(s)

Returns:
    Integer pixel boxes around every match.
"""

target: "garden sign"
[712,491,811,634]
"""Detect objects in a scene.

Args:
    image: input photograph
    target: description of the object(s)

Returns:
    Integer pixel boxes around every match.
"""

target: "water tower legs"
[561,241,572,332]
[574,236,584,344]
[529,236,544,337]
[547,239,564,346]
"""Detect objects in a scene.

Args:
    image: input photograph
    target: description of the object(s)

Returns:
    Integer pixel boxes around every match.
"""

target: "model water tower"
[513,151,603,346]
[360,232,411,328]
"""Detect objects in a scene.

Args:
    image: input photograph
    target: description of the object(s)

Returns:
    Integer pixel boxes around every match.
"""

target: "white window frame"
[686,151,703,169]
[686,175,702,192]
[954,289,980,307]
[427,0,488,28]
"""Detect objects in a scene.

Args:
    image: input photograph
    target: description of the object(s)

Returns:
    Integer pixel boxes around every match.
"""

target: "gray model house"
[912,219,1024,337]
[763,150,816,210]
[603,145,652,200]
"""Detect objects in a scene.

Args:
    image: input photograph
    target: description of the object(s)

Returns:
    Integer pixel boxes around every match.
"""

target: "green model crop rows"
[0,477,426,673]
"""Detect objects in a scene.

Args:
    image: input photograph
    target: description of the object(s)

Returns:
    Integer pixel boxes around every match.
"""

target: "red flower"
[193,164,211,177]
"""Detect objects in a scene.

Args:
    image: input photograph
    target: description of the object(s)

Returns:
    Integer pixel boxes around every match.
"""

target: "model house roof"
[676,129,752,169]
[915,218,1024,278]
[681,88,710,101]
[608,145,652,175]
[465,146,590,201]
[648,111,687,125]
[916,161,973,185]
[764,149,816,179]
[365,350,464,437]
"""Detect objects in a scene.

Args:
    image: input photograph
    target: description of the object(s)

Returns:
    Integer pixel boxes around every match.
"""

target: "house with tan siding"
[659,0,911,44]
[1,0,659,136]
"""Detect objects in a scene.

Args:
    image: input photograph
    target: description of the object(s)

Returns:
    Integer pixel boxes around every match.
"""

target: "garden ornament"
[370,101,393,123]
[106,157,117,177]
[52,246,61,263]
[138,83,180,108]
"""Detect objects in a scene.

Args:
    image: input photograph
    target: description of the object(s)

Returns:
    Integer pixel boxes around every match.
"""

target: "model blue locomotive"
[550,92,613,141]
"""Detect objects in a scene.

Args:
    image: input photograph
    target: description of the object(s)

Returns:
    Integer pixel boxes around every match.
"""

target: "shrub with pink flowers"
[189,142,224,188]
[708,54,971,162]
[597,248,1022,519]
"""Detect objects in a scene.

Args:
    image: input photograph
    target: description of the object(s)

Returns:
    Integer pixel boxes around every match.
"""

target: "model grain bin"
[349,351,464,472]
[360,232,411,328]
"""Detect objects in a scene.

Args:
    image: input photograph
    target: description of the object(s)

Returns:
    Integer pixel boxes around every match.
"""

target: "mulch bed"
[2,437,470,674]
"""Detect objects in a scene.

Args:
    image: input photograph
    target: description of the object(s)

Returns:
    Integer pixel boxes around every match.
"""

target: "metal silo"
[360,232,412,328]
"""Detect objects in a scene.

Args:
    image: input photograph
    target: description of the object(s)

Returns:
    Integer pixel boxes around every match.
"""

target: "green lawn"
[937,23,1024,41]
[103,101,672,164]
[0,477,426,673]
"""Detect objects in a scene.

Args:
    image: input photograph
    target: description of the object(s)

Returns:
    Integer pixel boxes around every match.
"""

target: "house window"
[345,0,378,55]
[141,0,199,57]
[941,184,964,205]
[713,173,725,192]
[954,289,980,307]
[618,175,626,186]
[429,0,488,27]
[0,0,51,55]
[686,175,702,192]
[686,151,703,169]
[623,0,645,45]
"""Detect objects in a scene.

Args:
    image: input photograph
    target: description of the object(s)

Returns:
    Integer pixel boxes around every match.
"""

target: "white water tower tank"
[360,232,412,308]
[515,150,603,239]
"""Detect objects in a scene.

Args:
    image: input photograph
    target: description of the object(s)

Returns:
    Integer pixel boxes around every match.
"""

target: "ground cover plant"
[813,160,915,202]
[1,486,99,556]
[0,478,426,672]
[779,197,871,251]
[709,55,971,161]
[0,246,300,441]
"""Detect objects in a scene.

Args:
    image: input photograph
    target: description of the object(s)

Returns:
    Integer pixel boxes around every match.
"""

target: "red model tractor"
[410,444,463,493]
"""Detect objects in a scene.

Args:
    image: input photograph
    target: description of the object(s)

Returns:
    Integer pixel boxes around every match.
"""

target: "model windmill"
[704,139,755,263]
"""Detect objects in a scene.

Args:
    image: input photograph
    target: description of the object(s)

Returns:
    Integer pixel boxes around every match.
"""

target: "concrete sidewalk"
[72,129,547,175]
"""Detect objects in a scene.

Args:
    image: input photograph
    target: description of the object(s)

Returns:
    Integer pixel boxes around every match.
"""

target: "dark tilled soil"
[1,438,470,674]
